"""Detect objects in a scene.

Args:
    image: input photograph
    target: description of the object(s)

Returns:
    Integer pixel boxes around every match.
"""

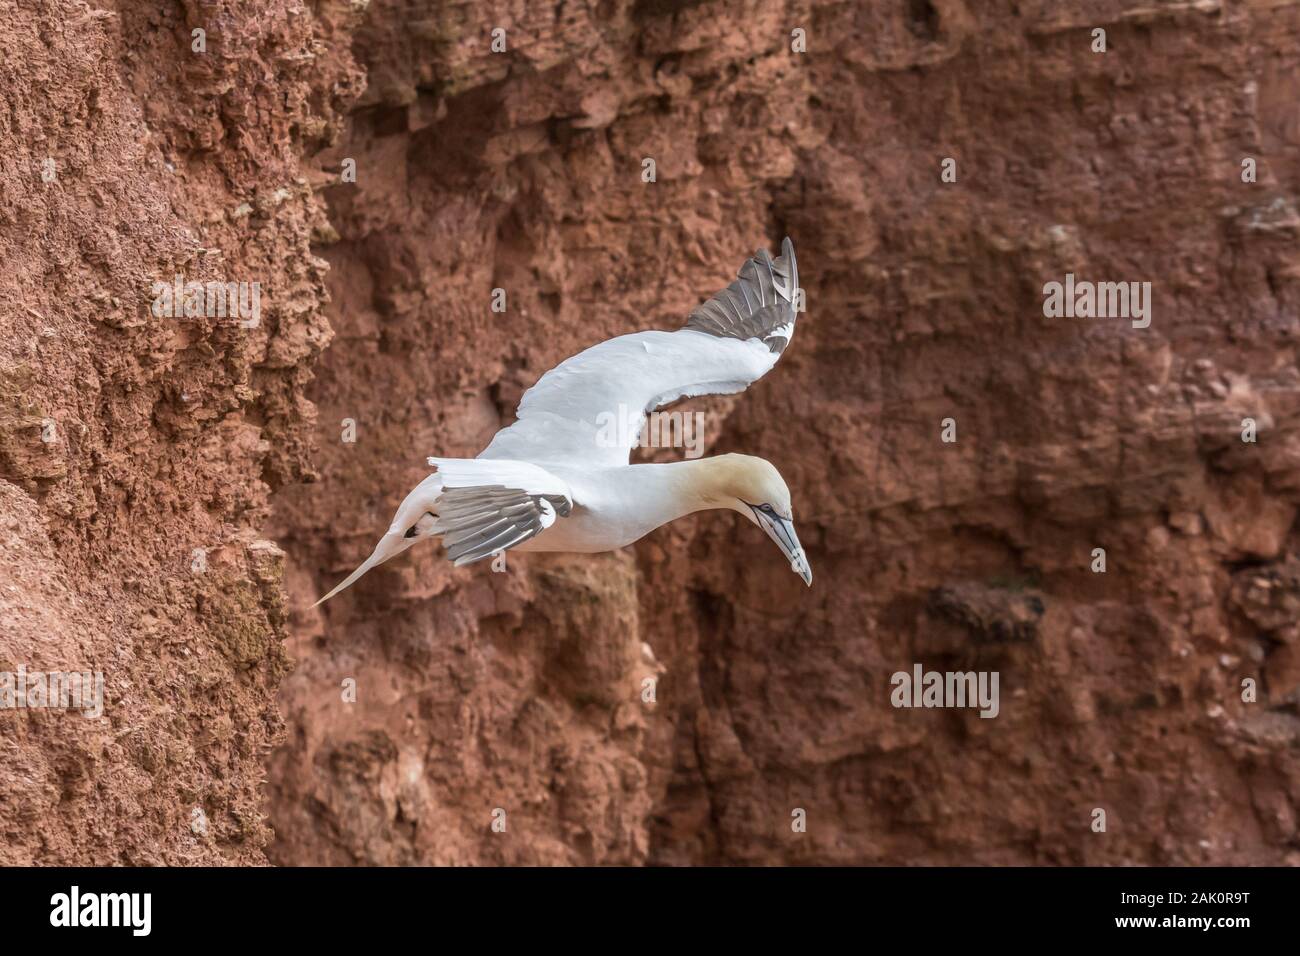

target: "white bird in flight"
[314,237,810,606]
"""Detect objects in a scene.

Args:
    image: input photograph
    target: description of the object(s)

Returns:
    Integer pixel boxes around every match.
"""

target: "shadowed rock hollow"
[1,0,1298,865]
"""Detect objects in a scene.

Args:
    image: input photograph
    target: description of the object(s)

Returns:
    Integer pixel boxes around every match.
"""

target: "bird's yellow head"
[699,453,811,586]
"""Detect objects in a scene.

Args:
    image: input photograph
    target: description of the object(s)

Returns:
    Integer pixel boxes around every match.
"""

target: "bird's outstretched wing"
[479,237,802,470]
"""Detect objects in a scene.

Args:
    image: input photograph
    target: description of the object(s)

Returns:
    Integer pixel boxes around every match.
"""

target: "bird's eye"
[759,504,775,514]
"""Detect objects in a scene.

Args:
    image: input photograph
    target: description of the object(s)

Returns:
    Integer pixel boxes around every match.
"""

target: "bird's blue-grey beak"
[751,507,812,586]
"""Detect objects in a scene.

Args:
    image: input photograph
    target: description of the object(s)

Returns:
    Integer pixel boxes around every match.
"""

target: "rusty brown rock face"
[2,0,1298,865]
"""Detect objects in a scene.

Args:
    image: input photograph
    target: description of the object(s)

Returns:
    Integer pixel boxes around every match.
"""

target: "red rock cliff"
[2,0,1298,865]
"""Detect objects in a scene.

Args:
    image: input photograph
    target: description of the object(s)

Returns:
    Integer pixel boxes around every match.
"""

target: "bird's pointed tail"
[311,473,444,607]
[311,532,417,608]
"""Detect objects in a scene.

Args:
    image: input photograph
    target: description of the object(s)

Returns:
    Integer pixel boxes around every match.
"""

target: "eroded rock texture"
[269,0,1300,865]
[0,0,357,863]
[2,0,1298,865]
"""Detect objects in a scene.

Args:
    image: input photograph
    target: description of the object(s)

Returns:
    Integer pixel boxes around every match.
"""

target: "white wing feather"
[480,238,800,469]
[478,329,776,469]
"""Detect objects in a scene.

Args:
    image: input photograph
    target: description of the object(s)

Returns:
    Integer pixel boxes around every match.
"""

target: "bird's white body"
[313,239,810,606]
[509,460,716,554]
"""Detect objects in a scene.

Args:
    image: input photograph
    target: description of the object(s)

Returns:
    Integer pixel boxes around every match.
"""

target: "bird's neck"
[624,457,739,528]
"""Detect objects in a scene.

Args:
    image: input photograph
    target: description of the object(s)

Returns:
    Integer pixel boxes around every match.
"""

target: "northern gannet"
[314,238,810,606]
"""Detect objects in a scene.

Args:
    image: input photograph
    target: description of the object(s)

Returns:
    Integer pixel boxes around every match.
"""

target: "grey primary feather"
[685,237,800,354]
[430,485,572,566]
